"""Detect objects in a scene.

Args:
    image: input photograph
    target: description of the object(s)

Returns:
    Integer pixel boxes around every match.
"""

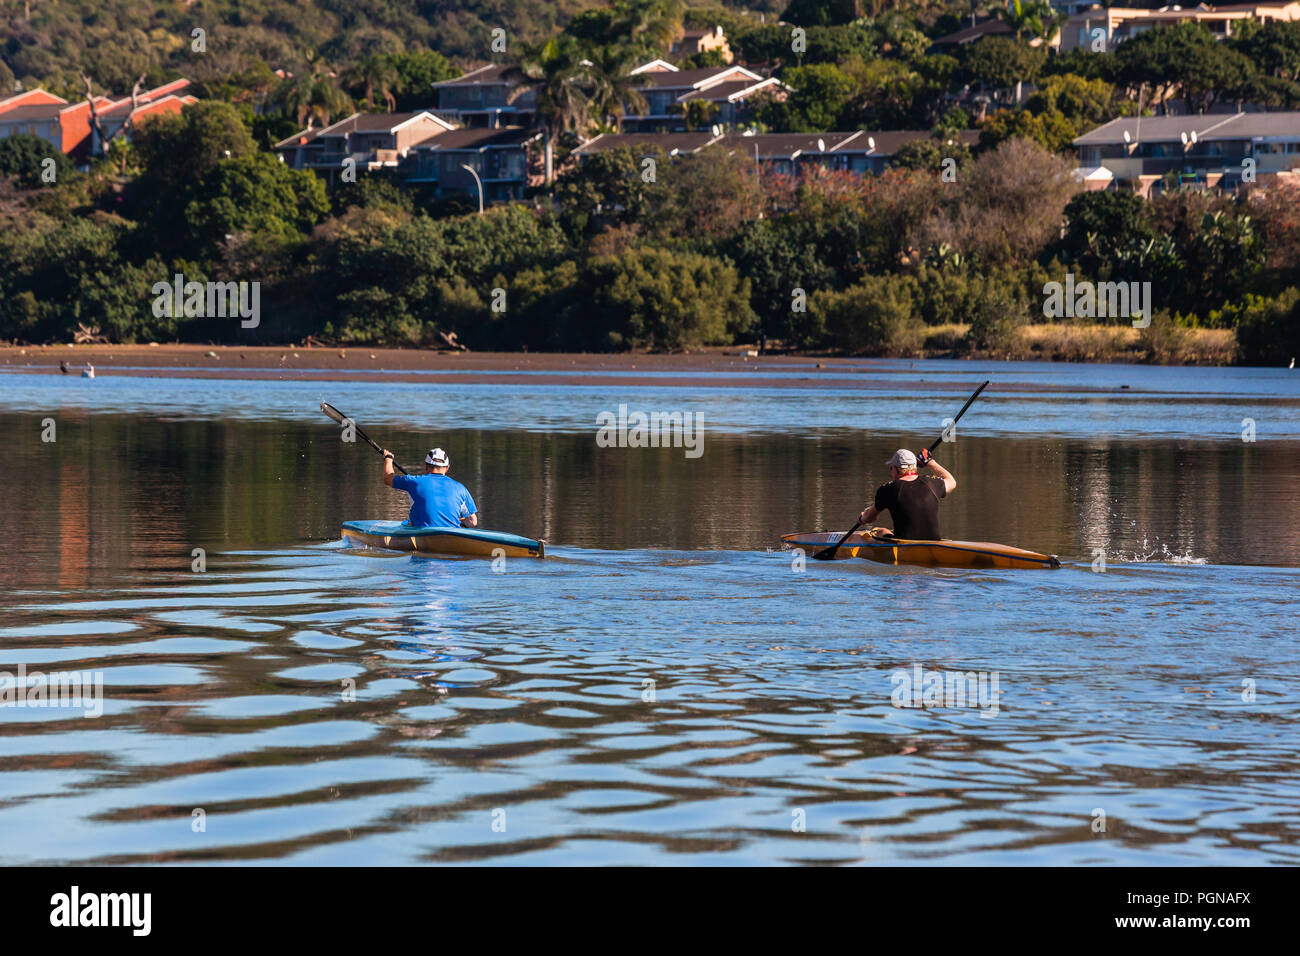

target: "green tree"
[814,273,921,355]
[584,43,650,131]
[504,36,591,183]
[132,101,256,191]
[267,64,353,128]
[782,0,862,27]
[962,37,1047,107]
[576,246,751,350]
[1233,21,1300,81]
[386,49,458,111]
[759,62,855,131]
[0,133,75,187]
[1115,22,1258,113]
[994,0,1067,46]
[344,54,398,112]
[184,152,330,251]
[1059,190,1155,278]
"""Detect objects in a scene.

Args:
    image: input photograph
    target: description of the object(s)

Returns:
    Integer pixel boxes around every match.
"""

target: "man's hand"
[916,448,932,468]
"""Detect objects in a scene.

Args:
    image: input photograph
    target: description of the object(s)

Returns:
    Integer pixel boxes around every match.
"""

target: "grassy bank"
[909,323,1240,365]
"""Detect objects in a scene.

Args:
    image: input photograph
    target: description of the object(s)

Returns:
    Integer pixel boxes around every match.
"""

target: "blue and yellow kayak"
[781,530,1059,569]
[342,520,545,558]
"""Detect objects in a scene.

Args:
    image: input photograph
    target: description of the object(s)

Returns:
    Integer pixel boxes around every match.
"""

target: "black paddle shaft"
[925,380,988,455]
[812,380,990,560]
[320,401,409,475]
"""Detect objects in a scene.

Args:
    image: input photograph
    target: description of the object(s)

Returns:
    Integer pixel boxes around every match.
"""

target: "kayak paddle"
[320,401,408,475]
[812,379,990,561]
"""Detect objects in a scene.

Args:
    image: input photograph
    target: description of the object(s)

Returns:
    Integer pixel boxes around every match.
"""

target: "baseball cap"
[887,449,917,470]
[425,447,450,467]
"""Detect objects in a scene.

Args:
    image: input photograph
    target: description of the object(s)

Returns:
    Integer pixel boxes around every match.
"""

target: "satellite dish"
[817,138,825,152]
[1190,130,1198,144]
[711,124,721,136]
[868,136,876,150]
[1123,130,1131,143]
[1180,132,1189,146]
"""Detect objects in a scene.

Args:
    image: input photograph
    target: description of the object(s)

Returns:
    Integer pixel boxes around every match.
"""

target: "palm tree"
[345,54,398,112]
[611,0,686,55]
[585,45,650,131]
[995,0,1067,45]
[503,37,591,184]
[993,1,1065,103]
[269,65,352,128]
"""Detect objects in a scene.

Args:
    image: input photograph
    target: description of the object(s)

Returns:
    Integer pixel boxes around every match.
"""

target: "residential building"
[429,65,536,129]
[401,126,542,201]
[621,62,784,132]
[1061,2,1300,51]
[671,26,734,63]
[573,130,980,177]
[1073,110,1300,194]
[89,79,197,154]
[275,112,456,182]
[0,81,194,158]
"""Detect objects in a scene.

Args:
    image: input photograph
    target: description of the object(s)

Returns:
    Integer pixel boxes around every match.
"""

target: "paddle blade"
[321,398,351,424]
[811,521,863,560]
[320,401,348,425]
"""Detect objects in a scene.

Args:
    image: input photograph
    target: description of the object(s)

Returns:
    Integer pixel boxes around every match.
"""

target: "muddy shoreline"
[0,343,1209,392]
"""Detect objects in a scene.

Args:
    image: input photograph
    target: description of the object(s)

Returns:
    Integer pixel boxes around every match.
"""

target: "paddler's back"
[392,473,477,527]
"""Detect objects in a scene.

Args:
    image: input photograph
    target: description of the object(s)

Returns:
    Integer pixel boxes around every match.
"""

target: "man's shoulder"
[433,474,472,494]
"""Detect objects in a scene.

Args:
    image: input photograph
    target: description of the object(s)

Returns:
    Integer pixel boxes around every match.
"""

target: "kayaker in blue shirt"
[381,446,478,528]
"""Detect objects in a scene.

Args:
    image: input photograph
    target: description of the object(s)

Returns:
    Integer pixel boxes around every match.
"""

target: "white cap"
[425,447,449,467]
[887,449,917,471]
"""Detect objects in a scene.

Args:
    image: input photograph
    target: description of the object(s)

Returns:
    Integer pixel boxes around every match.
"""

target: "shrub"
[814,274,921,354]
[1232,288,1300,365]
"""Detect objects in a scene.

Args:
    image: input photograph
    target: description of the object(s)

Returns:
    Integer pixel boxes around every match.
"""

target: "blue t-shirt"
[392,474,477,528]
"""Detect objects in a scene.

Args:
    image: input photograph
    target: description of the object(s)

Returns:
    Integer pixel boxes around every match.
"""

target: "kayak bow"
[342,520,545,558]
[783,531,1059,569]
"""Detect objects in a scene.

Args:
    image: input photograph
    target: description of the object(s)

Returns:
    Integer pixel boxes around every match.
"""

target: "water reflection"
[1,415,1296,594]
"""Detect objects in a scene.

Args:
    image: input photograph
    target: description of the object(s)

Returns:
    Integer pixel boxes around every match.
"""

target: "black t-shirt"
[873,476,947,540]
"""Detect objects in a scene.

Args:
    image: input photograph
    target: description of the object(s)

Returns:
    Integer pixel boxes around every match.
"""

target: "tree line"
[2,2,1300,363]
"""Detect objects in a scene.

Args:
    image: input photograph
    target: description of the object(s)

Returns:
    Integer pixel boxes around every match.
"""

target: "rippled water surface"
[1,362,1297,865]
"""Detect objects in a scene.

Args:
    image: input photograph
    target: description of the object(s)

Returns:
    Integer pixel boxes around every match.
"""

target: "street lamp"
[460,163,484,214]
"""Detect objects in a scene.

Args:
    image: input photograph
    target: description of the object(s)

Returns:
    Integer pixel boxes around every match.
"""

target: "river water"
[0,359,1296,864]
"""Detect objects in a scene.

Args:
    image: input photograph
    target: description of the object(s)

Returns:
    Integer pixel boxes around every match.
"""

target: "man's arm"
[925,456,957,494]
[382,450,398,488]
[858,505,879,524]
[460,492,479,527]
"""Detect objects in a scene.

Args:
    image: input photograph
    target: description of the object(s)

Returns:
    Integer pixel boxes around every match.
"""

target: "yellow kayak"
[781,530,1060,569]
[342,521,545,558]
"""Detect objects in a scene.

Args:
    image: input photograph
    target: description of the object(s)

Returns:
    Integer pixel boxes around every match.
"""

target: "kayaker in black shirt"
[858,449,957,540]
